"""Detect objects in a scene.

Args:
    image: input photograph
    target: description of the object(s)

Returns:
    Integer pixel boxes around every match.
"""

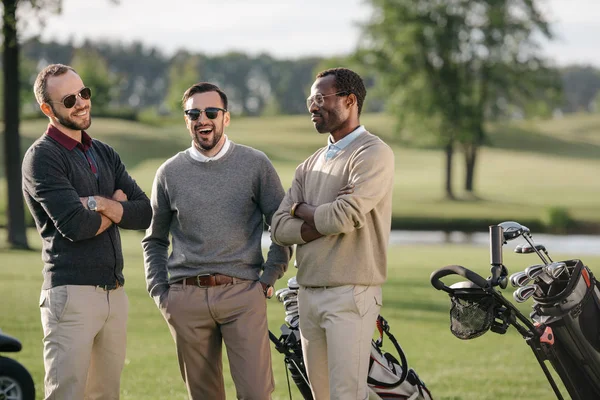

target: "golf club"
[510,271,532,287]
[525,263,554,285]
[498,221,526,242]
[546,262,568,279]
[513,284,542,303]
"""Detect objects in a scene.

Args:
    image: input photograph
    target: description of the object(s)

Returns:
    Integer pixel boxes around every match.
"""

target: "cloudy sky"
[21,0,600,67]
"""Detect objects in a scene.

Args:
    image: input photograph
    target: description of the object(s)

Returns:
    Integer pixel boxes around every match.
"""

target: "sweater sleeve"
[271,163,307,246]
[313,143,395,235]
[141,167,172,304]
[106,145,152,230]
[256,155,292,286]
[22,146,101,242]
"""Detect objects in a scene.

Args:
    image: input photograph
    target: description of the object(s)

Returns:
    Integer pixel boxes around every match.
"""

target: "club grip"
[490,225,503,266]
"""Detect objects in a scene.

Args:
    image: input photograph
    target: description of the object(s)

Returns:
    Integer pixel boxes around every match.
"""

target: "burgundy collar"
[45,124,93,151]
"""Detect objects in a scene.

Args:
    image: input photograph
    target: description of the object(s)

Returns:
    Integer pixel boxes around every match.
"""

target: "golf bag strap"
[368,315,409,387]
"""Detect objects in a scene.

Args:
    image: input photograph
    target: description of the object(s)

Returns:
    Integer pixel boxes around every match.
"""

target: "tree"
[165,51,201,113]
[359,0,559,198]
[71,45,117,112]
[1,0,117,248]
[560,66,600,113]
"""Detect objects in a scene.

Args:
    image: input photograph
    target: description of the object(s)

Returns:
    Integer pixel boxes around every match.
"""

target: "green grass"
[1,112,600,229]
[2,229,599,399]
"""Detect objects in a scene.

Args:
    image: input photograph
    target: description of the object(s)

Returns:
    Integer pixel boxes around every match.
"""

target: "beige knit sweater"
[271,131,395,287]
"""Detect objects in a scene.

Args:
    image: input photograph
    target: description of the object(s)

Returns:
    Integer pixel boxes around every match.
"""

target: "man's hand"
[112,189,127,202]
[79,196,89,208]
[295,203,317,227]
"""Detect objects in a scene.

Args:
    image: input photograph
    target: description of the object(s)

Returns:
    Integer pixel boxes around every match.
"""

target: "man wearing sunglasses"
[271,68,395,400]
[22,64,152,399]
[142,82,291,399]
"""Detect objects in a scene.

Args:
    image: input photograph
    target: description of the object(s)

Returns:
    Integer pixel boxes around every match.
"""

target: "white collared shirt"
[325,125,366,160]
[189,135,230,162]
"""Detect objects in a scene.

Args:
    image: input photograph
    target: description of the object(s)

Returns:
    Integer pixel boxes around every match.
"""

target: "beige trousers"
[40,285,128,400]
[160,279,274,400]
[298,285,382,400]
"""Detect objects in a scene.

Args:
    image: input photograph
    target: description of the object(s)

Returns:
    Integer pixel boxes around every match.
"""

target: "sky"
[21,0,600,67]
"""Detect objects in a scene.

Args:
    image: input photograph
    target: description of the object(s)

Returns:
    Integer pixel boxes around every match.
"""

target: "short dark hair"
[316,67,367,115]
[181,82,228,110]
[33,64,77,105]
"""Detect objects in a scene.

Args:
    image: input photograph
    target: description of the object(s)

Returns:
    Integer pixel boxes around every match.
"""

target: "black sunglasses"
[184,107,227,121]
[50,87,92,109]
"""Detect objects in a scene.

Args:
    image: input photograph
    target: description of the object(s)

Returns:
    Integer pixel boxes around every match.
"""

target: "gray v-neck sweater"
[142,141,290,301]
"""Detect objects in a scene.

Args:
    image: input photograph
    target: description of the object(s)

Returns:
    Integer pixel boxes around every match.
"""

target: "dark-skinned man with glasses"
[143,82,291,399]
[272,68,395,400]
[22,64,152,399]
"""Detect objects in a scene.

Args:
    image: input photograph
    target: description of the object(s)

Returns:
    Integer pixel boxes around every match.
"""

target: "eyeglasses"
[184,107,227,121]
[306,91,348,111]
[50,87,92,109]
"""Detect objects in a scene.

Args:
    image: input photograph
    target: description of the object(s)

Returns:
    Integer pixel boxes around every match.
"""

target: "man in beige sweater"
[271,68,395,400]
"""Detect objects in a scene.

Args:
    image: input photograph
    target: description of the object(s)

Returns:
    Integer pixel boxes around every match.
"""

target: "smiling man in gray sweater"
[142,82,290,400]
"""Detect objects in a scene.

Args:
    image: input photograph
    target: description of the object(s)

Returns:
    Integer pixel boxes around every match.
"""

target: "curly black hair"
[316,67,367,115]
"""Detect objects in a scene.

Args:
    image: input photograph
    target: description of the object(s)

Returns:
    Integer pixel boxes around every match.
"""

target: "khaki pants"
[40,285,128,400]
[298,285,382,400]
[160,279,274,400]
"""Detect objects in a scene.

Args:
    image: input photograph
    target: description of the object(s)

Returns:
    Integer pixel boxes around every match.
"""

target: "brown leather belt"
[178,274,235,287]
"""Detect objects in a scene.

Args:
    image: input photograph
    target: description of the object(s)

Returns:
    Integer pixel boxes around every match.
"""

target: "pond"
[262,231,600,256]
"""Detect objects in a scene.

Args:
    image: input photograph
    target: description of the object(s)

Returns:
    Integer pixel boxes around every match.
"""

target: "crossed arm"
[287,183,355,243]
[79,190,128,236]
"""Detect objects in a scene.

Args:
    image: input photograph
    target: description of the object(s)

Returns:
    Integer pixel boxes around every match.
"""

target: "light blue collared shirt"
[324,125,366,160]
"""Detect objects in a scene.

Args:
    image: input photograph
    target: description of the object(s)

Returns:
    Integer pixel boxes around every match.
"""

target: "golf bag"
[530,259,600,399]
[431,221,600,400]
[431,263,569,399]
[270,277,433,400]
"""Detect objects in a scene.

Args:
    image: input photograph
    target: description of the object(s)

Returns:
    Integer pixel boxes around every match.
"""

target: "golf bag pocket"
[367,321,434,400]
[449,291,495,340]
[368,341,403,388]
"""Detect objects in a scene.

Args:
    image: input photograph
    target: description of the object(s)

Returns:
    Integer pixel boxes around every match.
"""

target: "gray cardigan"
[22,128,152,289]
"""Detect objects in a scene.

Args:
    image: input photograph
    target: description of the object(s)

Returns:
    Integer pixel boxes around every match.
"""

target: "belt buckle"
[195,274,212,287]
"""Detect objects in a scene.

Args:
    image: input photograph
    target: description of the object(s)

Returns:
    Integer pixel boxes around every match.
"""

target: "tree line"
[10,37,600,120]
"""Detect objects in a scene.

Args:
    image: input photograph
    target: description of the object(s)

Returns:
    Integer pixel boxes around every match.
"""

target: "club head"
[283,297,298,310]
[499,221,525,242]
[521,243,547,254]
[513,284,538,303]
[514,244,525,253]
[285,314,300,328]
[525,264,546,279]
[510,271,531,287]
[284,304,299,314]
[287,276,299,290]
[276,288,297,303]
[546,262,567,279]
